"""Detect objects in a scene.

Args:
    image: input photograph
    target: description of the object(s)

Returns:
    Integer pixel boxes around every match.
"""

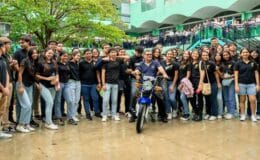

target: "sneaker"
[0,132,12,139]
[167,113,172,120]
[161,117,168,123]
[45,123,58,130]
[125,112,131,118]
[94,113,102,118]
[68,119,78,125]
[180,115,189,121]
[102,116,107,122]
[240,114,246,121]
[204,114,210,120]
[30,120,39,128]
[2,126,15,133]
[172,110,178,118]
[86,114,93,121]
[256,115,260,120]
[224,114,233,120]
[209,116,217,121]
[16,125,30,133]
[57,119,65,126]
[62,113,67,117]
[25,125,35,131]
[217,115,222,119]
[251,115,257,122]
[72,116,79,122]
[113,115,120,121]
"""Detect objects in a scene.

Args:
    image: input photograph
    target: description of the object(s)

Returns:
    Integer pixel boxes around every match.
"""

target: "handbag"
[222,73,233,86]
[199,61,211,95]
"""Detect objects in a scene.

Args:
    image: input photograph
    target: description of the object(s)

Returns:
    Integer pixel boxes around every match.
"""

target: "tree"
[0,0,126,48]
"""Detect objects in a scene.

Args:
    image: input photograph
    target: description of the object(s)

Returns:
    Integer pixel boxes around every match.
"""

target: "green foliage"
[0,0,126,48]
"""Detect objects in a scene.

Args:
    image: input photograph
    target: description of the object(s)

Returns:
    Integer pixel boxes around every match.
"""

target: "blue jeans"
[102,83,118,117]
[205,83,218,116]
[163,81,177,113]
[180,92,189,115]
[222,82,236,115]
[40,84,56,124]
[66,80,81,119]
[54,82,71,118]
[16,83,33,124]
[81,84,100,114]
[217,88,224,116]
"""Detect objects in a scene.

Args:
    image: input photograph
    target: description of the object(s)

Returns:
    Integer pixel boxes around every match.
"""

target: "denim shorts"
[238,83,256,95]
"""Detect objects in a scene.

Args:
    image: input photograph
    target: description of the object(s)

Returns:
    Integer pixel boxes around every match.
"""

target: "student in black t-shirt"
[128,46,144,122]
[214,52,224,119]
[16,48,38,133]
[220,51,236,120]
[101,48,128,122]
[199,51,221,121]
[117,48,131,114]
[248,50,260,119]
[79,49,101,120]
[161,49,179,120]
[36,48,59,130]
[178,50,191,121]
[53,51,70,125]
[0,42,11,139]
[234,48,259,122]
[66,50,81,125]
[190,50,203,121]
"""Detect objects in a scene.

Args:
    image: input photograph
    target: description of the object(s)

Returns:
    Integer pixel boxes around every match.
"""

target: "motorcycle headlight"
[142,81,153,91]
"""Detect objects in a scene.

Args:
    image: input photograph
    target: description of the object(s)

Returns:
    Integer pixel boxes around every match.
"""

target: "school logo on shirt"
[165,65,173,70]
[228,64,232,68]
[194,64,199,69]
[151,65,155,69]
[180,64,186,69]
[207,65,210,69]
[135,62,141,67]
[251,62,254,68]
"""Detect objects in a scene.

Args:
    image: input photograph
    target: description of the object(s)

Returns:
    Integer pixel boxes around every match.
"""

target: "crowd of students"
[0,35,259,139]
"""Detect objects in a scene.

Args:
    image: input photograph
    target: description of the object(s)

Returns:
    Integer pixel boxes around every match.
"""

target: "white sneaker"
[251,115,257,122]
[209,116,217,121]
[256,115,260,120]
[172,110,177,118]
[0,132,12,139]
[224,114,233,120]
[125,112,131,118]
[167,113,172,120]
[204,114,210,120]
[217,115,223,119]
[113,115,120,121]
[45,123,58,130]
[102,116,107,122]
[25,125,35,131]
[16,125,30,133]
[72,116,80,122]
[240,114,246,121]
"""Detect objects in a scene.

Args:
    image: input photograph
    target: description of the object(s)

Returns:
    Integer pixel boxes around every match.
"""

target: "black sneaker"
[94,113,102,118]
[86,114,93,121]
[161,117,168,123]
[129,116,136,123]
[62,113,67,117]
[30,120,40,128]
[2,126,16,133]
[68,119,78,125]
[58,119,65,126]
